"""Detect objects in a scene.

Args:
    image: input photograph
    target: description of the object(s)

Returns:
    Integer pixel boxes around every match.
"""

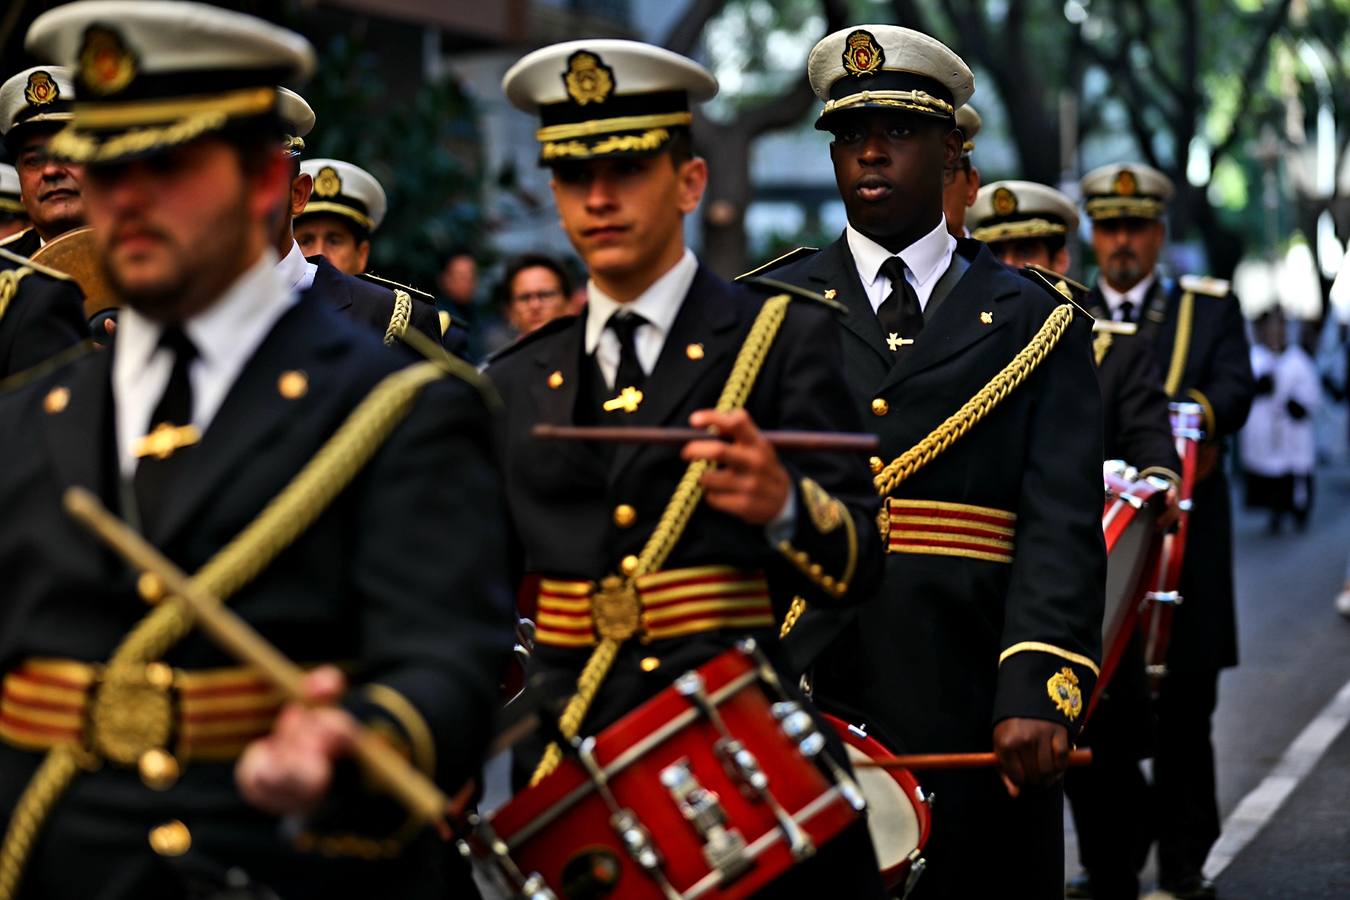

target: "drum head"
[843,743,921,870]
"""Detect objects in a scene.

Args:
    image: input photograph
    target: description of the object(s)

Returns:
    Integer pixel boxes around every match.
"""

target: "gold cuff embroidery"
[363,684,435,779]
[999,641,1100,676]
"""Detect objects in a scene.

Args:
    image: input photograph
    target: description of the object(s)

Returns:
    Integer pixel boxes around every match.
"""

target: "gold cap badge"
[992,186,1018,217]
[1114,169,1137,197]
[564,51,614,106]
[79,26,138,96]
[24,71,60,107]
[312,165,342,199]
[842,30,885,77]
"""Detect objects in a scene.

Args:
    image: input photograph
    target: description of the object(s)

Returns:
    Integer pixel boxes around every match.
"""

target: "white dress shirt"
[846,217,957,314]
[112,249,295,476]
[1097,271,1157,322]
[275,239,317,293]
[584,248,698,389]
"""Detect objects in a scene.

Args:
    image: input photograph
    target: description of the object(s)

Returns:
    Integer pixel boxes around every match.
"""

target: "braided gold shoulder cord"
[0,361,446,900]
[0,268,32,326]
[530,295,793,784]
[780,303,1076,637]
[1163,290,1194,398]
[383,290,413,347]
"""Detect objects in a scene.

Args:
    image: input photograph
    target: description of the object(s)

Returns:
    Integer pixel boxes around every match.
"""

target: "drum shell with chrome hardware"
[482,647,861,899]
[1091,466,1169,718]
[1138,401,1204,687]
[824,714,930,892]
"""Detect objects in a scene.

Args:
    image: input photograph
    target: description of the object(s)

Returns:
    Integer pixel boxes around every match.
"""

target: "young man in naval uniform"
[0,5,512,899]
[1075,162,1254,900]
[488,39,887,897]
[271,92,442,345]
[750,25,1106,898]
[942,104,981,239]
[0,66,85,258]
[969,177,1179,900]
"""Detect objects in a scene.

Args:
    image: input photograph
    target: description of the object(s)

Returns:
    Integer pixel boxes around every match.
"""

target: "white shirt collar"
[846,217,955,290]
[113,249,295,475]
[276,239,318,293]
[1098,270,1158,316]
[584,248,698,356]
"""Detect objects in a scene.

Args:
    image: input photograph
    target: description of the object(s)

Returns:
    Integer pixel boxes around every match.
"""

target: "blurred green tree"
[301,34,486,291]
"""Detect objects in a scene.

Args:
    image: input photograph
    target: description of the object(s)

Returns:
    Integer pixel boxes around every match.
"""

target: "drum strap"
[530,295,793,785]
[0,361,448,900]
[780,303,1077,642]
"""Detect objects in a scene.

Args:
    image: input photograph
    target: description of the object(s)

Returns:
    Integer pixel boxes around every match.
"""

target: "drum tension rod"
[739,639,867,813]
[459,811,558,900]
[572,736,683,900]
[675,669,814,862]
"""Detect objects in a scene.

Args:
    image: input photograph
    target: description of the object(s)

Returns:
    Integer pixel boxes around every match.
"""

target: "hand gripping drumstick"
[854,748,1092,771]
[63,487,461,828]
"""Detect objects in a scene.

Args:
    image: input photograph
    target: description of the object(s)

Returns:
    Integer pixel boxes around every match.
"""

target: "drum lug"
[466,814,560,900]
[1146,664,1169,679]
[660,758,754,884]
[1144,590,1183,606]
[901,854,927,899]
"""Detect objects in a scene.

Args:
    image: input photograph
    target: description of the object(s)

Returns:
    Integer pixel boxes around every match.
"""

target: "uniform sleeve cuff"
[354,683,436,778]
[994,642,1100,732]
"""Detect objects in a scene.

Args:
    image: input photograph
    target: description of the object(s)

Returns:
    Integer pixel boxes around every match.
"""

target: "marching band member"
[274,94,442,345]
[970,177,1179,900]
[0,5,512,899]
[488,38,887,896]
[1076,162,1255,900]
[749,25,1106,898]
[942,104,981,239]
[0,66,84,256]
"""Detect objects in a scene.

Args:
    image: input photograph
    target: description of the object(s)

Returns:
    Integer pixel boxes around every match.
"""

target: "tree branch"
[663,0,727,56]
[1208,0,1294,168]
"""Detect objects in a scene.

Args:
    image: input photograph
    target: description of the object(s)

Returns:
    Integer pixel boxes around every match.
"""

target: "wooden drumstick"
[855,748,1093,771]
[532,423,880,452]
[62,487,453,825]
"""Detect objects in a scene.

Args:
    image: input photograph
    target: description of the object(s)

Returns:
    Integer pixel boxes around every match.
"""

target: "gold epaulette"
[741,276,846,314]
[735,246,818,282]
[1179,274,1230,298]
[1092,319,1138,335]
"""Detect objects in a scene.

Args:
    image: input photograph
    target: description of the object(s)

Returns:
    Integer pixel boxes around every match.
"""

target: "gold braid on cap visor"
[299,201,375,232]
[819,89,955,120]
[0,198,23,215]
[535,111,692,142]
[971,219,1068,243]
[541,128,674,160]
[1085,196,1165,220]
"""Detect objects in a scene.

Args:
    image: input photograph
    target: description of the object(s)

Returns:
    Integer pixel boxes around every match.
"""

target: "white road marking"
[1203,675,1350,879]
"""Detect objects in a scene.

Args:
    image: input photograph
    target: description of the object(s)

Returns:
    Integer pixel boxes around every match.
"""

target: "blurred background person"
[500,252,571,340]
[0,163,27,240]
[1241,310,1321,534]
[943,104,981,238]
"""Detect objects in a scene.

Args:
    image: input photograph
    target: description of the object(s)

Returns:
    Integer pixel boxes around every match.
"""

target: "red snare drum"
[1092,465,1169,717]
[1138,402,1205,688]
[825,714,931,895]
[476,640,865,900]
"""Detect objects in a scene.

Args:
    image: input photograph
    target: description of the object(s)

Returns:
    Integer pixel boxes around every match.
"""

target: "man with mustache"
[747,25,1106,898]
[490,38,886,897]
[1077,162,1254,900]
[0,67,85,257]
[0,68,89,378]
[969,178,1178,900]
[0,5,512,898]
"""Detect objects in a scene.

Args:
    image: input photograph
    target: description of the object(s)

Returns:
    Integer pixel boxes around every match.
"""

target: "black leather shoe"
[1065,873,1093,898]
[1159,875,1217,899]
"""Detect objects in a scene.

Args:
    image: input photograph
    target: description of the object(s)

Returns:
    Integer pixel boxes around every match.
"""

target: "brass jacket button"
[871,398,889,417]
[613,504,637,528]
[148,820,191,857]
[620,555,639,576]
[139,748,180,791]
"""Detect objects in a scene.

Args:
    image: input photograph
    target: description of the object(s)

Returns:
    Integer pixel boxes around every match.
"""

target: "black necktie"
[877,257,924,347]
[606,311,647,392]
[133,325,198,533]
[1118,300,1136,323]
